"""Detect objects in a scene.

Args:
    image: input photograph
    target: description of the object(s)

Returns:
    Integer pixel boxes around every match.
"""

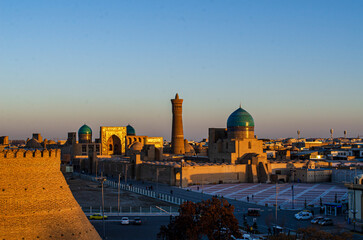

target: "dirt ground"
[65,174,175,210]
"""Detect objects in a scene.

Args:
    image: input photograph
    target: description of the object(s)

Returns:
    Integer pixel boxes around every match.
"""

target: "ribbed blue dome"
[126,124,135,135]
[78,124,92,135]
[227,107,254,128]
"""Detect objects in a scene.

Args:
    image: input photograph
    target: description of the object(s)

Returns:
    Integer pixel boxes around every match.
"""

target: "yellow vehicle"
[89,214,108,220]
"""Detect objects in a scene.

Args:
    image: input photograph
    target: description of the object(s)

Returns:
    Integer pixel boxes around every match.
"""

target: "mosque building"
[62,122,163,173]
[61,94,321,187]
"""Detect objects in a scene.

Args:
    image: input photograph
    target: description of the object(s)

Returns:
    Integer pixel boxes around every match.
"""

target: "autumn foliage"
[157,197,241,240]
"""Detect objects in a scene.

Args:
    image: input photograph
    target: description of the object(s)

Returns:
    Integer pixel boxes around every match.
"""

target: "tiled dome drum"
[227,107,255,139]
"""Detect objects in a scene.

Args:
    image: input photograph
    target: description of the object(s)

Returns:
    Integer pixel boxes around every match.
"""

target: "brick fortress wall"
[0,149,101,240]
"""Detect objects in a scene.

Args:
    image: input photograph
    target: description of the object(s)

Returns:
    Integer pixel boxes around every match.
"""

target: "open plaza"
[189,183,348,210]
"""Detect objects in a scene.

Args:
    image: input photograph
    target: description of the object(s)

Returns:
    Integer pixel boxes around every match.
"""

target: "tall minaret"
[171,93,185,154]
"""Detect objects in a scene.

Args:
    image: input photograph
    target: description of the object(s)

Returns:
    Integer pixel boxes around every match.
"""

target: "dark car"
[319,218,333,226]
[311,216,324,224]
[133,217,142,225]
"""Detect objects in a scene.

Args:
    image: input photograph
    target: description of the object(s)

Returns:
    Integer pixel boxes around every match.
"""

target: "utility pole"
[275,182,278,224]
[156,168,159,195]
[292,168,295,209]
[124,165,128,185]
[95,158,98,178]
[118,173,121,215]
[97,177,106,239]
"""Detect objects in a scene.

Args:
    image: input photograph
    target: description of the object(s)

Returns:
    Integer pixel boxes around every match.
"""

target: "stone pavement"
[188,182,348,209]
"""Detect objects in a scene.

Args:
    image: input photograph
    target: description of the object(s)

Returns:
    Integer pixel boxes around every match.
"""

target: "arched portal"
[107,135,121,155]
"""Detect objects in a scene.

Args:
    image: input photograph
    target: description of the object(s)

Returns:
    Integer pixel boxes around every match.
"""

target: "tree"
[157,197,241,240]
[157,201,201,240]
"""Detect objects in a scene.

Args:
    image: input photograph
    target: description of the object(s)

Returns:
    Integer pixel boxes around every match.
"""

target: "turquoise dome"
[126,124,135,135]
[227,107,254,128]
[78,124,92,135]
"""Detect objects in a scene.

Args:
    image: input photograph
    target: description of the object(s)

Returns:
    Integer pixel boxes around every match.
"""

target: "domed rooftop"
[126,124,135,136]
[130,142,143,151]
[227,106,254,128]
[184,143,195,153]
[25,138,42,149]
[78,124,92,135]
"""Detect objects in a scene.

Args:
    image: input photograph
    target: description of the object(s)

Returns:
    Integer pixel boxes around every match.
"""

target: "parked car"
[133,217,142,225]
[89,214,108,220]
[319,218,333,226]
[272,225,284,235]
[247,208,261,216]
[296,210,311,215]
[294,211,313,220]
[231,234,252,240]
[311,216,324,224]
[121,217,130,225]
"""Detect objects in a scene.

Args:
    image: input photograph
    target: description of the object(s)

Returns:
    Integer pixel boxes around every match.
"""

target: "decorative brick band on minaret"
[171,93,185,154]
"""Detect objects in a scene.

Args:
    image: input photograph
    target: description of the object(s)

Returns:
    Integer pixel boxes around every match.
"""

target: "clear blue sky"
[0,0,362,141]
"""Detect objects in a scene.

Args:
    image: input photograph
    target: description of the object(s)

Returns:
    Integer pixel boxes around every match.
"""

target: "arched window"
[109,144,113,151]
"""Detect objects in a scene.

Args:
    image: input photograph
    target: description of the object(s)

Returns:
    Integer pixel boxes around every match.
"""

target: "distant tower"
[171,93,185,154]
[330,129,334,140]
[297,130,301,139]
[344,130,347,139]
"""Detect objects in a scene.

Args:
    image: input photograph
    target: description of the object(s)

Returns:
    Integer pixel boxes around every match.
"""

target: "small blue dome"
[78,124,92,135]
[126,124,135,135]
[227,107,254,128]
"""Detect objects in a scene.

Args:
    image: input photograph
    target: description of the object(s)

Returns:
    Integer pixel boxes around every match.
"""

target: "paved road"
[91,216,170,240]
[83,173,362,238]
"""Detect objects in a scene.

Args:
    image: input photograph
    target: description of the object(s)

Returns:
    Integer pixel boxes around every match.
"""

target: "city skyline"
[1,1,362,140]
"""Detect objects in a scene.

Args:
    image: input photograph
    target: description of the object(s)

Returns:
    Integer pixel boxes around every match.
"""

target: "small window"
[109,144,113,151]
[82,145,87,153]
[248,142,252,149]
[89,145,94,152]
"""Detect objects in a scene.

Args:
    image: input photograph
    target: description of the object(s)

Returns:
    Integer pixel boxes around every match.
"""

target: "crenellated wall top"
[0,149,61,159]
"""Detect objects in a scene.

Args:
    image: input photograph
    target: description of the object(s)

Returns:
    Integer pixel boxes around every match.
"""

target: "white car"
[231,234,252,240]
[121,217,129,225]
[295,212,313,220]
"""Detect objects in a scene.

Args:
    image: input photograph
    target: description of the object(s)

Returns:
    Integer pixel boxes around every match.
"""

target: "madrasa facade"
[62,94,312,187]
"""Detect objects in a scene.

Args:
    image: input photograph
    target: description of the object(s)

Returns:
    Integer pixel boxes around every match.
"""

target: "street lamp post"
[118,173,121,215]
[351,184,357,232]
[156,168,159,196]
[124,164,128,185]
[275,182,278,224]
[97,177,107,239]
[291,167,295,209]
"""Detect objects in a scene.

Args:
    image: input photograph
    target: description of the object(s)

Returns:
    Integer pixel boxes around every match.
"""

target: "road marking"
[308,185,336,206]
[341,191,348,201]
[209,184,241,195]
[280,184,320,208]
[257,185,291,205]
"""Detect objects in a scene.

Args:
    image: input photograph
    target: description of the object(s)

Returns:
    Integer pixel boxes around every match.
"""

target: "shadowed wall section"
[0,149,101,240]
